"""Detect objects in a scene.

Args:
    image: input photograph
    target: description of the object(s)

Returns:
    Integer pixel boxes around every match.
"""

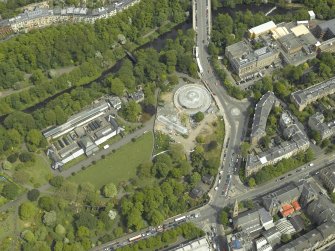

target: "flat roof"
[249,21,277,36]
[291,24,310,37]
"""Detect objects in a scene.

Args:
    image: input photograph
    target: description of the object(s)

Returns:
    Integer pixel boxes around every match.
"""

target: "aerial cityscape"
[0,0,334,251]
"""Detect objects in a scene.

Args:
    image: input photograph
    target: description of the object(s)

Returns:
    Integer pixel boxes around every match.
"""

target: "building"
[129,90,145,103]
[250,92,279,145]
[259,208,274,230]
[262,183,301,216]
[201,174,214,185]
[275,218,296,235]
[189,186,204,199]
[319,165,335,193]
[234,208,274,235]
[307,197,335,225]
[277,222,335,251]
[43,101,110,140]
[248,21,277,38]
[44,100,122,169]
[225,41,279,78]
[245,130,309,176]
[279,112,293,129]
[314,18,335,40]
[0,0,140,34]
[289,215,305,232]
[226,20,321,77]
[308,10,316,20]
[291,76,335,111]
[234,209,263,235]
[308,112,335,140]
[169,236,212,251]
[262,226,282,247]
[108,96,122,110]
[299,181,318,208]
[228,231,254,251]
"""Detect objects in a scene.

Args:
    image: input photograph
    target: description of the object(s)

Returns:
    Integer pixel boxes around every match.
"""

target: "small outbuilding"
[308,10,316,20]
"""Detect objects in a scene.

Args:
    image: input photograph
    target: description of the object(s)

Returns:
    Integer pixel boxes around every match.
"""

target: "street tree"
[219,210,229,226]
[102,183,117,198]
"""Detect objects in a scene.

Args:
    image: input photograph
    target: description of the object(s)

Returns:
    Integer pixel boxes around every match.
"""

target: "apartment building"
[308,112,335,140]
[250,92,279,146]
[291,77,335,111]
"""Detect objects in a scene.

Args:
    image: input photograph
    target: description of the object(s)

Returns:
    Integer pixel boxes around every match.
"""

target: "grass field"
[70,132,153,189]
[12,154,52,187]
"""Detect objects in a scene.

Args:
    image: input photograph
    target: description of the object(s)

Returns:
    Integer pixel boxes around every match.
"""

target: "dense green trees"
[27,189,40,201]
[1,182,19,199]
[193,112,205,122]
[219,210,229,226]
[19,202,36,221]
[102,183,117,198]
[253,149,315,184]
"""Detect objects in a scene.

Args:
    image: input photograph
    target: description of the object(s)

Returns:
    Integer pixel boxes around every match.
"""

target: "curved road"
[194,0,250,210]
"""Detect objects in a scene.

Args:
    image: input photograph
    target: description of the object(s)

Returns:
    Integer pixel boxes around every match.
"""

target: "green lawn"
[70,132,153,189]
[27,155,52,186]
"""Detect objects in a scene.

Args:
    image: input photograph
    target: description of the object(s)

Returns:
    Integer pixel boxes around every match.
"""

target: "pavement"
[0,117,155,213]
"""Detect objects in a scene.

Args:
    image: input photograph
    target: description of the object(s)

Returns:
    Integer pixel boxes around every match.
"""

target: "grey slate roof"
[250,91,278,140]
[291,76,335,108]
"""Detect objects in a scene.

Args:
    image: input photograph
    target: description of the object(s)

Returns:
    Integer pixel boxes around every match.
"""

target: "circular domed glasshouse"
[174,84,211,115]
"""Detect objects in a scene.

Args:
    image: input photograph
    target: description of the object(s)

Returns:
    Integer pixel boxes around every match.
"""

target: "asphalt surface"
[0,118,155,213]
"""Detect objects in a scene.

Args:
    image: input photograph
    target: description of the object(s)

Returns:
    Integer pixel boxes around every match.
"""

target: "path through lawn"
[70,132,153,188]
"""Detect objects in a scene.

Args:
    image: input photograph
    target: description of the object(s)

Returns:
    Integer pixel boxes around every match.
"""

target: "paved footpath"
[0,118,155,213]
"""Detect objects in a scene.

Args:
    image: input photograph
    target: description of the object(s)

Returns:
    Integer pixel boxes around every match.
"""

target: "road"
[0,117,155,213]
[193,0,251,226]
[94,152,335,251]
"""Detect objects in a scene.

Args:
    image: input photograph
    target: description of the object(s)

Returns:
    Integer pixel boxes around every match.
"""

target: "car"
[219,171,223,174]
[218,180,221,184]
[280,177,285,180]
[288,173,292,176]
[309,163,314,167]
[214,186,218,191]
[219,176,222,180]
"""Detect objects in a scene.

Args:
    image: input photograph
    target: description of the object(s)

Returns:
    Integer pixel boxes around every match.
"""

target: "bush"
[19,202,36,220]
[27,189,40,201]
[19,152,34,162]
[1,182,19,200]
[193,112,205,122]
[38,196,55,211]
[49,176,64,188]
[7,153,18,163]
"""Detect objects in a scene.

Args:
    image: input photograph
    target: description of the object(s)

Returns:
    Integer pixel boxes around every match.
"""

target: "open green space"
[70,132,153,188]
[15,154,52,187]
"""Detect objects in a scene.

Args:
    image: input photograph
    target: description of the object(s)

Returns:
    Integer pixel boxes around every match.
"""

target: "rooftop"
[249,21,277,36]
[250,92,278,140]
[170,237,212,251]
[291,76,335,108]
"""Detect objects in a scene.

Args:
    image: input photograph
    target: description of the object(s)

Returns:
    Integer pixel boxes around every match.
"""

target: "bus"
[129,234,142,242]
[196,57,204,74]
[195,46,199,58]
[175,215,187,223]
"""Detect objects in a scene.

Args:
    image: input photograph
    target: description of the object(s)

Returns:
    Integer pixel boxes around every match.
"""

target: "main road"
[194,0,250,210]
